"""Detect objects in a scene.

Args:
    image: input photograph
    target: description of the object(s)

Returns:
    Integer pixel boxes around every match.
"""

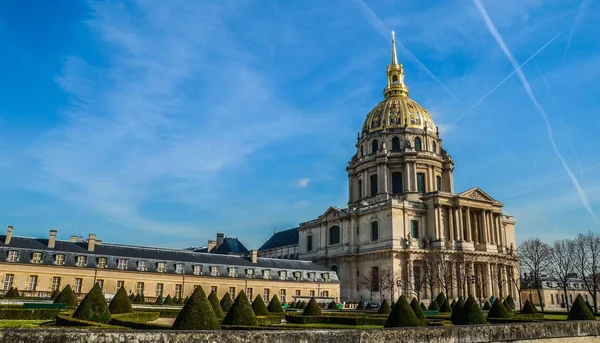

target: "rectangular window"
[27,275,38,291]
[280,289,286,303]
[308,272,315,281]
[211,266,219,276]
[294,271,301,281]
[157,262,166,272]
[436,175,442,191]
[211,286,218,293]
[97,257,107,268]
[74,278,83,293]
[321,291,329,297]
[175,264,184,274]
[137,282,144,295]
[371,266,380,292]
[279,271,287,280]
[410,220,419,239]
[117,259,127,270]
[54,254,64,265]
[310,290,315,297]
[229,287,235,296]
[370,174,378,197]
[3,274,13,290]
[31,252,42,263]
[392,172,403,194]
[228,267,237,277]
[264,288,270,302]
[175,284,182,298]
[193,265,201,275]
[156,283,164,297]
[117,280,124,290]
[97,279,104,290]
[246,269,254,278]
[306,235,313,252]
[7,251,19,262]
[263,270,270,279]
[295,290,301,296]
[322,273,330,282]
[247,287,253,301]
[76,256,87,267]
[413,266,421,292]
[371,221,379,241]
[417,173,426,194]
[138,261,147,271]
[551,294,554,305]
[51,277,61,291]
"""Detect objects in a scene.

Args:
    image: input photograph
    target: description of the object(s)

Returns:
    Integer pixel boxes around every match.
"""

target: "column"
[407,259,414,297]
[449,262,456,298]
[448,207,455,242]
[397,260,404,297]
[466,208,472,242]
[436,206,443,240]
[468,262,476,296]
[502,265,510,298]
[458,207,464,241]
[481,211,488,244]
[485,263,492,298]
[497,215,505,246]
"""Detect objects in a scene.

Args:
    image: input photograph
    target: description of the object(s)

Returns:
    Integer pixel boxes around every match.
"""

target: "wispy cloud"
[564,0,592,61]
[473,0,600,224]
[296,178,311,188]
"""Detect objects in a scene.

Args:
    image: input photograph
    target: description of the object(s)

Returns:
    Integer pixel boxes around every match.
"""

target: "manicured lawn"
[0,320,50,328]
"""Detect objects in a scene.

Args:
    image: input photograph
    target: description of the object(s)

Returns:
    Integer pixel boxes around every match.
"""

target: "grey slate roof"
[258,227,299,251]
[0,235,337,282]
[210,237,249,255]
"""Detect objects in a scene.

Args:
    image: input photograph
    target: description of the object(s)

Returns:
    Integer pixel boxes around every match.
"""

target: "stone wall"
[1,321,599,343]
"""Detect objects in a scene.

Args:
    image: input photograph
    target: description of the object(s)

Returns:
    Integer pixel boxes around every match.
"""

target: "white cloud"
[297,178,311,188]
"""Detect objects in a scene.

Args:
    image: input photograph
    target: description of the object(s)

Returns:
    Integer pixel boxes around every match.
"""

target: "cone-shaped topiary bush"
[568,294,596,321]
[154,295,163,305]
[454,296,486,325]
[356,301,365,310]
[487,298,511,319]
[390,300,395,309]
[502,298,512,312]
[50,289,59,300]
[172,286,220,330]
[72,283,111,323]
[378,299,392,314]
[208,290,224,319]
[299,301,307,309]
[220,292,233,312]
[128,293,135,302]
[109,287,132,314]
[384,295,421,327]
[327,301,338,310]
[435,292,446,307]
[295,300,302,309]
[428,300,440,311]
[267,294,284,313]
[163,294,174,305]
[251,294,269,316]
[410,298,426,319]
[222,290,257,327]
[289,301,296,308]
[184,296,189,304]
[302,297,322,316]
[4,287,20,298]
[439,298,452,313]
[521,299,538,314]
[420,302,427,311]
[133,293,142,304]
[176,296,184,305]
[450,299,456,309]
[505,295,516,310]
[54,284,78,308]
[482,300,491,311]
[450,297,464,324]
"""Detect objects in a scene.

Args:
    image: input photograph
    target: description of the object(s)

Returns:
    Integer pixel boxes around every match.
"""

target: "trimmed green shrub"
[220,292,234,312]
[172,286,220,330]
[128,293,136,302]
[72,283,111,324]
[410,298,426,320]
[163,295,174,305]
[299,301,307,309]
[208,290,224,319]
[521,299,538,314]
[435,292,446,307]
[487,297,511,319]
[454,296,486,325]
[289,301,296,308]
[450,297,464,324]
[133,293,142,304]
[378,299,391,314]
[267,294,284,313]
[295,301,302,309]
[420,302,427,311]
[109,287,132,314]
[4,287,20,298]
[439,298,452,313]
[428,300,440,311]
[50,289,59,300]
[222,290,257,327]
[327,301,337,310]
[111,312,168,330]
[56,313,120,328]
[302,297,322,316]
[154,295,163,305]
[450,299,456,309]
[356,301,365,310]
[176,296,184,305]
[390,301,395,309]
[54,285,79,308]
[251,294,269,316]
[384,295,421,327]
[505,295,516,310]
[482,300,491,311]
[286,314,386,326]
[183,296,189,304]
[0,308,61,320]
[567,294,595,321]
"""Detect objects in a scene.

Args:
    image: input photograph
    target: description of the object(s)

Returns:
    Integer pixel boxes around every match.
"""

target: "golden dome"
[361,31,436,136]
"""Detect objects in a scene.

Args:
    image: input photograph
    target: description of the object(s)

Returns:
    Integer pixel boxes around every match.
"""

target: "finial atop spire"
[391,31,398,66]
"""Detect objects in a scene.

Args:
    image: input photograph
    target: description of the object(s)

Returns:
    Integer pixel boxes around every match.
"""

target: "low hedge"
[55,313,123,328]
[111,312,168,330]
[256,315,283,326]
[0,308,61,320]
[133,308,180,318]
[285,314,386,326]
[487,317,543,324]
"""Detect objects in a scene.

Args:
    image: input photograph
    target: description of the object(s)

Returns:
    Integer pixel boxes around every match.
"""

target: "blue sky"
[1,0,599,249]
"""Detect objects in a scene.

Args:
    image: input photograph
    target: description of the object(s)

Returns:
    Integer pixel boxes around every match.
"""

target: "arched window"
[392,75,399,84]
[329,226,340,245]
[371,140,378,154]
[432,141,437,153]
[414,137,422,151]
[392,137,401,152]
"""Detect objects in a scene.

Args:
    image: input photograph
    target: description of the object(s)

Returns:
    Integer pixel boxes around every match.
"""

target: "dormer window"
[175,264,184,274]
[294,271,301,281]
[308,272,315,281]
[263,269,271,279]
[279,271,287,280]
[7,251,19,262]
[76,256,87,267]
[246,269,254,278]
[31,252,43,264]
[97,257,107,268]
[117,259,127,270]
[157,262,166,272]
[193,265,201,275]
[210,266,219,276]
[137,261,147,272]
[228,267,237,277]
[322,273,330,282]
[54,254,64,265]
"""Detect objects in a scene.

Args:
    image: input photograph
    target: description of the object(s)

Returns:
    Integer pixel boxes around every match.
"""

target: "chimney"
[216,233,224,247]
[69,235,78,242]
[48,230,57,249]
[5,226,13,245]
[87,234,96,252]
[250,249,258,263]
[207,240,216,252]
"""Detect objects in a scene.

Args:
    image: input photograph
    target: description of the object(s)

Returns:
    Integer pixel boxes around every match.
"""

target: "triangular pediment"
[317,206,347,223]
[459,187,496,202]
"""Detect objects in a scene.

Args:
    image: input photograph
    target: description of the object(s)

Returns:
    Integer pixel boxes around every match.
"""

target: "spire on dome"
[384,30,409,98]
[391,31,398,66]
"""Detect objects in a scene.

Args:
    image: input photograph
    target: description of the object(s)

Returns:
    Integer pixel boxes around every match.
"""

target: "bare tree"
[410,262,427,302]
[490,256,510,300]
[549,239,575,310]
[358,267,385,302]
[452,251,471,298]
[431,249,452,298]
[507,267,524,310]
[519,238,551,311]
[574,232,600,313]
[473,264,490,306]
[421,251,439,303]
[380,269,403,302]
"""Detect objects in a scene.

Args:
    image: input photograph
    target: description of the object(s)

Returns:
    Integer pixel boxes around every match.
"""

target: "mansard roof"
[258,227,299,251]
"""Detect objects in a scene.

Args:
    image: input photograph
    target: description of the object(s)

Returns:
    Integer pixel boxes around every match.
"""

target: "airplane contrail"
[473,0,600,224]
[355,0,461,104]
[564,0,591,61]
[451,32,561,126]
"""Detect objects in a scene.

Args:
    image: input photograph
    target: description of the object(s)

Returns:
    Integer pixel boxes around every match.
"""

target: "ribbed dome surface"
[361,96,435,136]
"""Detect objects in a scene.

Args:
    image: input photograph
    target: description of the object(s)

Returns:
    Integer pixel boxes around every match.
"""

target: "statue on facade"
[406,233,412,247]
[509,243,514,255]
